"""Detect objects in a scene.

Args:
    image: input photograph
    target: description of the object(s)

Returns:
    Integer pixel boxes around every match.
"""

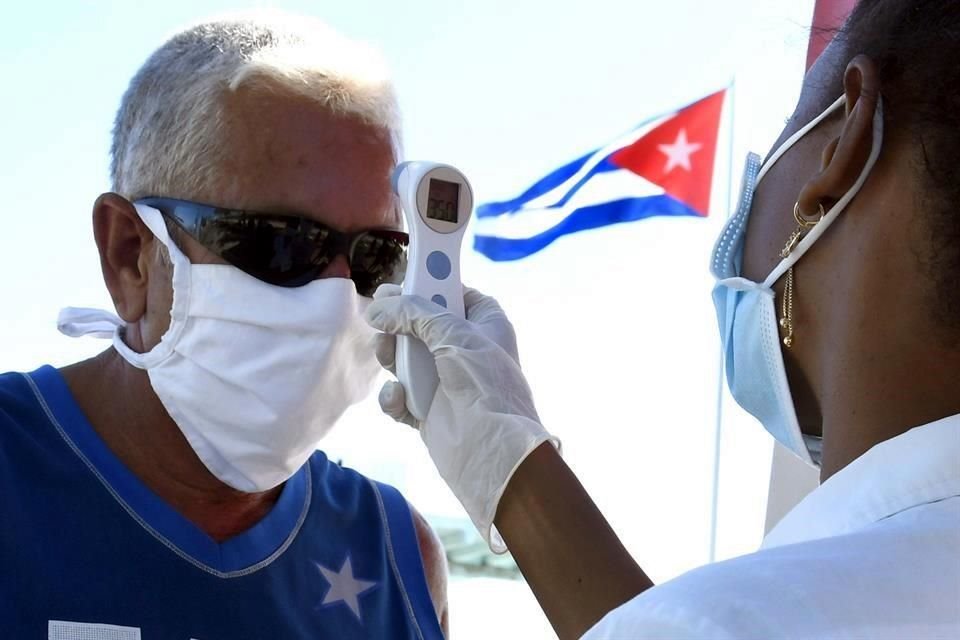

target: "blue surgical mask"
[710,95,884,467]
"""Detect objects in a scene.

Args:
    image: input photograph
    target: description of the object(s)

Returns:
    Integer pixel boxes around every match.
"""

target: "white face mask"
[710,95,884,467]
[59,204,380,493]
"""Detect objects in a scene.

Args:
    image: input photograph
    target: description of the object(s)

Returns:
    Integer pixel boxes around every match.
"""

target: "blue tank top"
[0,366,444,639]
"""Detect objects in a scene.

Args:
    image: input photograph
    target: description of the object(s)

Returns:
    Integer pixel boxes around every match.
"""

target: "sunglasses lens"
[350,231,408,296]
[154,199,409,292]
[197,213,332,287]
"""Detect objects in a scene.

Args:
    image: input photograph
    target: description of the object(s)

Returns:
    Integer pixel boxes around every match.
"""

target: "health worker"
[366,1,960,638]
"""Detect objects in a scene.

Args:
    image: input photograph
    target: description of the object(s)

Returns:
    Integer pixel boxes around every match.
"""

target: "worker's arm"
[495,442,654,639]
[365,286,652,639]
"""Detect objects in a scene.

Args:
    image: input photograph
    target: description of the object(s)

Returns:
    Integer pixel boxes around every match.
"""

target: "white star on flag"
[318,555,378,621]
[657,129,703,173]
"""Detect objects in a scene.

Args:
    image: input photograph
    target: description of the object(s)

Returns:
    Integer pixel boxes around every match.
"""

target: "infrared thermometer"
[392,161,474,421]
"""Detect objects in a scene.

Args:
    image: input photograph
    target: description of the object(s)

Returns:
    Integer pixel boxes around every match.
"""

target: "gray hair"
[111,9,401,202]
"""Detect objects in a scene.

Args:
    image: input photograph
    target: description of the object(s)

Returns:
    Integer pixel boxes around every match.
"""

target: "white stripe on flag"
[473,170,664,240]
[515,112,673,212]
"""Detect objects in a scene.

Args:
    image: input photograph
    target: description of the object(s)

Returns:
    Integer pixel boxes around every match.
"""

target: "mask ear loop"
[756,96,846,184]
[114,205,194,369]
[711,96,846,285]
[763,97,885,289]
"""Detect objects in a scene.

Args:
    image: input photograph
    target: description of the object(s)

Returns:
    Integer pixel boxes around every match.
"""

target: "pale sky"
[0,1,818,637]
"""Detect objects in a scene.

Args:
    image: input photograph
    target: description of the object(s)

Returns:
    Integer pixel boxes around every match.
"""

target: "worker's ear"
[795,55,880,217]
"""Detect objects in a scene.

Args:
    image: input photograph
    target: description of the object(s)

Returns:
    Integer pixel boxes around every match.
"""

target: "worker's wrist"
[492,439,564,549]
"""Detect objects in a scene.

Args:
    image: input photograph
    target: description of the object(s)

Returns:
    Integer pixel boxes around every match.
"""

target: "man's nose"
[320,254,351,279]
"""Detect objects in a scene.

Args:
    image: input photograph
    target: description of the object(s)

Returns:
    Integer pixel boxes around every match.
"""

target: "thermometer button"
[426,251,452,280]
[431,294,448,308]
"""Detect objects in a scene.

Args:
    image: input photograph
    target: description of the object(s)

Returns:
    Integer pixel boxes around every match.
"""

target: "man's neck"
[60,349,282,542]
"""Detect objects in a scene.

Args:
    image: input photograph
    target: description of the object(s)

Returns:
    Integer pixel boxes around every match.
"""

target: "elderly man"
[0,11,447,638]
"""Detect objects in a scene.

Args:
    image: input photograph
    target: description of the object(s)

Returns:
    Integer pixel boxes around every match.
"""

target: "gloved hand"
[366,284,559,552]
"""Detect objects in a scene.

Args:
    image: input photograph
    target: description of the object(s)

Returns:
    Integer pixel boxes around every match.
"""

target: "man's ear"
[796,55,880,217]
[92,193,155,323]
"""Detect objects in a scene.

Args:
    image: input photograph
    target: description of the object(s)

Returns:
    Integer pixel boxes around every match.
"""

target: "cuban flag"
[473,90,726,261]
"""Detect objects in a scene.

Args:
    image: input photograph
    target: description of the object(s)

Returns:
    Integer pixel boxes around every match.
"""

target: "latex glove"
[366,284,559,552]
[371,285,522,424]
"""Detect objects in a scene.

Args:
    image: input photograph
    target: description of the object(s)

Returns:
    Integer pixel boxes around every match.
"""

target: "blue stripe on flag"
[476,149,598,219]
[549,157,619,209]
[473,195,699,261]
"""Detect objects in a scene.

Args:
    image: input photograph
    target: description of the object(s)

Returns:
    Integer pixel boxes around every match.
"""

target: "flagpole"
[708,76,736,564]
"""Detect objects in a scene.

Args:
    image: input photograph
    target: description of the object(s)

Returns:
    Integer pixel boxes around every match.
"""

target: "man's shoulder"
[305,449,371,492]
[0,367,75,496]
[0,368,38,406]
[302,450,404,521]
[303,451,426,525]
[0,367,49,433]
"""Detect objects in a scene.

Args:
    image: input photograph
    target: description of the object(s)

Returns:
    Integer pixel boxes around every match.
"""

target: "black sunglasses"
[137,197,408,296]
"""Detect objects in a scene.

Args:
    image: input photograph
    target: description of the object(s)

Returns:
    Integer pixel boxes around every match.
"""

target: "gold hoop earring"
[794,200,825,228]
[778,202,825,348]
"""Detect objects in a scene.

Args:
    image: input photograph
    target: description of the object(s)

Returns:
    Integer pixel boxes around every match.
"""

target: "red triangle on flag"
[608,90,726,217]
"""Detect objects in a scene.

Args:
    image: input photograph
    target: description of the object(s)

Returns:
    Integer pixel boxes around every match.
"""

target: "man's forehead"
[211,85,400,230]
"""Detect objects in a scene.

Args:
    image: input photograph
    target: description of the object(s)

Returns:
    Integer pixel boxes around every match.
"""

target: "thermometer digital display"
[426,178,460,223]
